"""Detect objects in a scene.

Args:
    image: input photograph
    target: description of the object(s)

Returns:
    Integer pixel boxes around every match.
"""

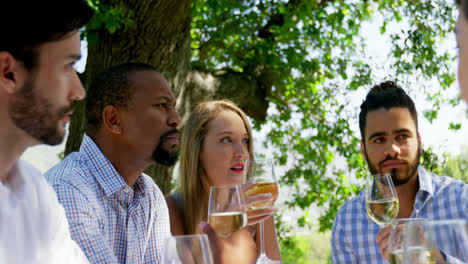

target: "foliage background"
[71,0,463,252]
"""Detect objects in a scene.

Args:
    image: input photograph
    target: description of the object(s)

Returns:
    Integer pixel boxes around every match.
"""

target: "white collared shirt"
[0,160,89,264]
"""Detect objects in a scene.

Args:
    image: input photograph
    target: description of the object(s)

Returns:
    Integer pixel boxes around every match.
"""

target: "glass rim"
[209,183,242,189]
[390,218,426,226]
[166,234,209,240]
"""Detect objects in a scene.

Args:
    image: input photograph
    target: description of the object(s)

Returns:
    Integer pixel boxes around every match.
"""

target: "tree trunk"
[65,0,268,194]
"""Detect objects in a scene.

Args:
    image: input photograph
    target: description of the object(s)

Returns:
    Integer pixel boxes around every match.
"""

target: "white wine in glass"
[207,184,247,238]
[364,173,399,227]
[388,218,433,264]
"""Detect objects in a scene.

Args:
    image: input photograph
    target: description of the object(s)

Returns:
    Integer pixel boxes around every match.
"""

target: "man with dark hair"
[46,62,262,264]
[0,1,93,263]
[45,63,181,263]
[331,81,468,263]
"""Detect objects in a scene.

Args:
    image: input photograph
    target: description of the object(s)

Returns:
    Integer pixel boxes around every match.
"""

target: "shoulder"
[165,195,185,235]
[430,173,468,193]
[334,192,365,221]
[332,192,366,235]
[45,153,95,194]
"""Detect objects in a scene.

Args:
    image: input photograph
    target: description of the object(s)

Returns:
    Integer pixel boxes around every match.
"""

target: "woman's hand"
[200,222,257,264]
[241,182,278,226]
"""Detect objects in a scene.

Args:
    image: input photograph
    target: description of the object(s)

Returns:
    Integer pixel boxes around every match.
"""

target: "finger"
[376,225,391,243]
[247,207,278,219]
[247,207,278,226]
[378,234,390,260]
[240,182,258,192]
[244,193,273,205]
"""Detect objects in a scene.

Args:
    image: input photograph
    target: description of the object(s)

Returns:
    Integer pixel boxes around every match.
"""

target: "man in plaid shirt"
[331,81,468,263]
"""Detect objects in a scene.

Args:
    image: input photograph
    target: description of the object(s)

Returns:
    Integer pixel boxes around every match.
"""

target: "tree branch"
[181,67,269,121]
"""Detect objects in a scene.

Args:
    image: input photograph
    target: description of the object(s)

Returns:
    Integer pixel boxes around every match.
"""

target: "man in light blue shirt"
[331,81,468,263]
[46,63,181,263]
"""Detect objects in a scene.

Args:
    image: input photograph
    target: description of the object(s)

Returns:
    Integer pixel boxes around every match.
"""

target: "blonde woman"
[166,100,281,261]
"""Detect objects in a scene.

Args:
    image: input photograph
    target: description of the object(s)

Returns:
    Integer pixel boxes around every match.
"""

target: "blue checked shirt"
[45,134,171,264]
[331,166,468,263]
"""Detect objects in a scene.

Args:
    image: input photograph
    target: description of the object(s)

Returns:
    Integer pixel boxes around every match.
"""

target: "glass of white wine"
[243,157,280,264]
[364,173,399,227]
[388,218,431,264]
[162,234,214,264]
[207,184,248,238]
[402,219,468,264]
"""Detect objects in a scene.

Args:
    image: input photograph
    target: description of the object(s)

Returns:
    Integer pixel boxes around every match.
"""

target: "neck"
[395,172,420,218]
[0,111,36,183]
[92,133,150,187]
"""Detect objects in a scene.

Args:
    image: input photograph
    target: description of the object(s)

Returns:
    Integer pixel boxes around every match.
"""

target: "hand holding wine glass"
[243,157,280,264]
[240,182,279,226]
[387,218,433,264]
[365,173,399,227]
[207,184,248,238]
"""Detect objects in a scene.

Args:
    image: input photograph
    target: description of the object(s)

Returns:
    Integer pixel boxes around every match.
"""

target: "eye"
[221,137,232,143]
[398,134,408,140]
[242,137,249,145]
[153,103,167,109]
[374,137,384,143]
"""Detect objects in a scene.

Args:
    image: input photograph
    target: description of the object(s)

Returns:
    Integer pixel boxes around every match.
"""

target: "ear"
[102,105,122,134]
[0,52,23,94]
[360,140,367,162]
[417,132,422,146]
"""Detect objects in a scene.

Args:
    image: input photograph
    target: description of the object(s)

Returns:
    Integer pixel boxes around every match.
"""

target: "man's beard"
[365,144,421,186]
[152,129,180,166]
[8,75,72,145]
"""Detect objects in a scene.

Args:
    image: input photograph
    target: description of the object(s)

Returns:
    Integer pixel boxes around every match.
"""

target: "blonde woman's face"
[200,110,250,186]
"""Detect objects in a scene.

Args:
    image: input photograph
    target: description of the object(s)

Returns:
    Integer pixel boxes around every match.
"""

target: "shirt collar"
[80,134,127,197]
[0,161,26,201]
[417,165,434,196]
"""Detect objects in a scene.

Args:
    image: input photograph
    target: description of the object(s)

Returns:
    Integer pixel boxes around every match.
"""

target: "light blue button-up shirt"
[331,166,468,263]
[45,134,171,264]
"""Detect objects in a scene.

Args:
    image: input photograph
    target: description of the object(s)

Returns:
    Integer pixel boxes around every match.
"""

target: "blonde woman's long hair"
[179,99,254,234]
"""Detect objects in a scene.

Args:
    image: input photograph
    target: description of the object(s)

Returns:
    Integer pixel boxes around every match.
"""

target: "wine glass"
[388,218,427,264]
[207,184,248,238]
[243,157,280,264]
[402,219,468,264]
[162,234,214,264]
[364,173,399,227]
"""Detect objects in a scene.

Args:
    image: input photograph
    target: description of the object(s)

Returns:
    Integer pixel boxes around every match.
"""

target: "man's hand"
[200,222,257,264]
[376,225,392,260]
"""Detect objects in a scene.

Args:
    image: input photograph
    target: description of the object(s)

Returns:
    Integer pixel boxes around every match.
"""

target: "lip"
[230,163,244,174]
[383,160,406,168]
[164,133,180,145]
[63,111,73,123]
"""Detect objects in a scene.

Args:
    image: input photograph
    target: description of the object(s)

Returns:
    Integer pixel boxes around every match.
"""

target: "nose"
[384,140,401,158]
[69,69,86,101]
[234,142,249,159]
[168,108,181,128]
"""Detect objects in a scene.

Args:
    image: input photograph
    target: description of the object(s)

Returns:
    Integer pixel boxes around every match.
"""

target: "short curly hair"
[85,62,159,136]
[358,81,418,141]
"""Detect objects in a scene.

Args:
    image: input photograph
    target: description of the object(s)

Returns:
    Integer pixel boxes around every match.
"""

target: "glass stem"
[259,220,266,257]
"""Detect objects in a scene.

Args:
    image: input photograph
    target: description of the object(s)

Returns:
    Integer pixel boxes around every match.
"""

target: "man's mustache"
[160,128,180,140]
[378,156,406,166]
